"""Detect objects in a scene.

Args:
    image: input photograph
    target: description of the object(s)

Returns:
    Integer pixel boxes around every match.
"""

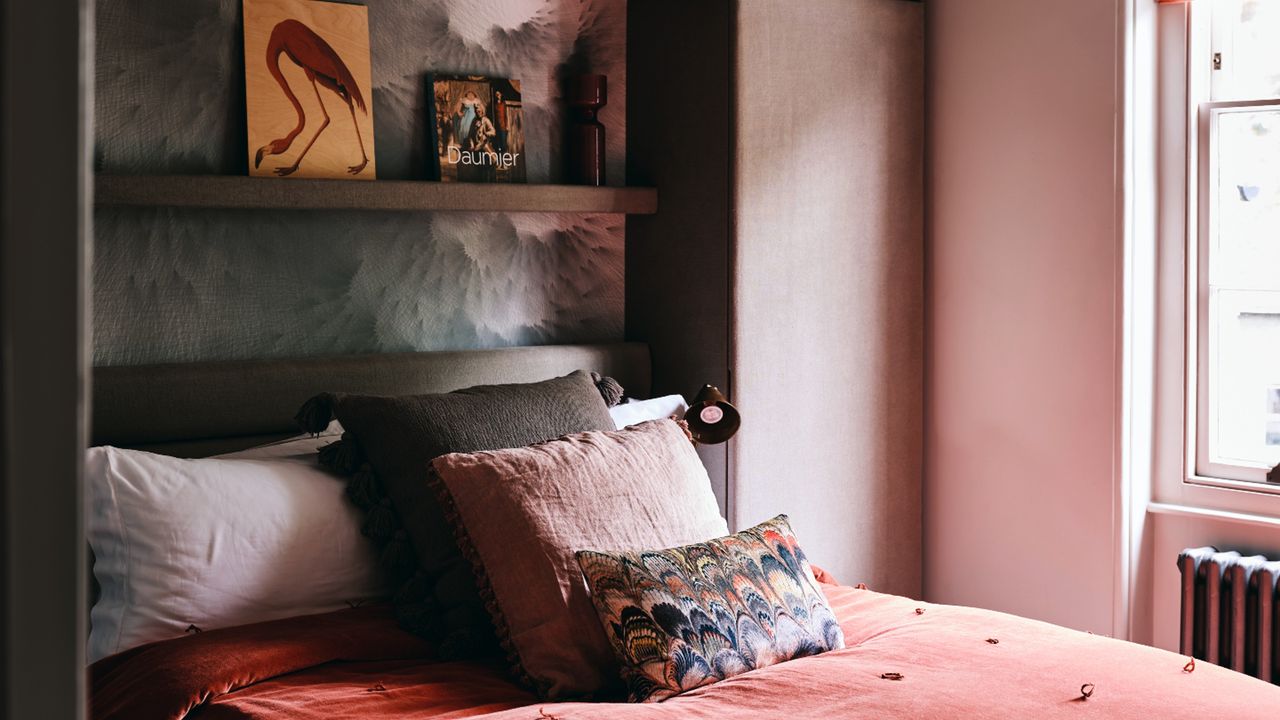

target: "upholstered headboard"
[91,343,651,457]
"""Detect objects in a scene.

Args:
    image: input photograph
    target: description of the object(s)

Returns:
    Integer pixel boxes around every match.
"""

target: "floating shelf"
[95,175,658,215]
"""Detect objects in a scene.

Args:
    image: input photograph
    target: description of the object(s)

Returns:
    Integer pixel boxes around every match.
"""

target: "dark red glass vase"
[567,74,606,186]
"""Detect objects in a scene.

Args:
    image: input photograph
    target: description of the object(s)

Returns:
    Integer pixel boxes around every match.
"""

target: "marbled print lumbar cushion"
[576,515,845,702]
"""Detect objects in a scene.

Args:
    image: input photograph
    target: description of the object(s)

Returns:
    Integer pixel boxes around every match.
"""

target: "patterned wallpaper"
[94,0,625,365]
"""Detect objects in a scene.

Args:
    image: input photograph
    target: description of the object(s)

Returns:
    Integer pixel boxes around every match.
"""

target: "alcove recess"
[90,5,701,481]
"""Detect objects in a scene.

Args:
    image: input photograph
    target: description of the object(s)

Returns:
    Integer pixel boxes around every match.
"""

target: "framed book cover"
[429,74,526,183]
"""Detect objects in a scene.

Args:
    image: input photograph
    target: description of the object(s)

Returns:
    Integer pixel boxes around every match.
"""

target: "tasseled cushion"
[293,369,623,663]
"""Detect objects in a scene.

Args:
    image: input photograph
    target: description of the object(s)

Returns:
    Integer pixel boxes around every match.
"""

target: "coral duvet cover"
[92,579,1280,720]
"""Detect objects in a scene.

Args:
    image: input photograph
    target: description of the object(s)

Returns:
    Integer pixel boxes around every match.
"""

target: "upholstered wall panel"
[731,0,924,595]
[94,0,625,365]
[626,1,732,512]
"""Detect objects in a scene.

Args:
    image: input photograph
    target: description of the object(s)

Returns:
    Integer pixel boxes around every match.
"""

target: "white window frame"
[1149,0,1280,513]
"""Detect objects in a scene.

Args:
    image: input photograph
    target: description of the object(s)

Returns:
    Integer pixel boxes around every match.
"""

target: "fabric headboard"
[92,343,651,457]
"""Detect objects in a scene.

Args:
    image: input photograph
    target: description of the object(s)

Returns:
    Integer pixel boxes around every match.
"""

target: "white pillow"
[216,420,344,460]
[609,394,688,429]
[86,443,384,663]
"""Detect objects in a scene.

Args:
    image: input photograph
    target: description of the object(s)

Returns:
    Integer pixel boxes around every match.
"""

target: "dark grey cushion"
[296,369,619,657]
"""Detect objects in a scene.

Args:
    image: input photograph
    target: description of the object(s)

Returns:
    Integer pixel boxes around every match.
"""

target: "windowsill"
[1148,500,1280,528]
[1154,471,1280,520]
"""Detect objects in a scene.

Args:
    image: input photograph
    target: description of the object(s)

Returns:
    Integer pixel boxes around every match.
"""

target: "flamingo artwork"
[249,14,372,177]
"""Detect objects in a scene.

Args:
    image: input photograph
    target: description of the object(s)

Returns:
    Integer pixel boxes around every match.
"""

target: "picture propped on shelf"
[430,75,526,183]
[244,0,376,180]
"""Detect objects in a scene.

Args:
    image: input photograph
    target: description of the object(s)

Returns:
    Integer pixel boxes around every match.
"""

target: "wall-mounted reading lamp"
[683,384,740,444]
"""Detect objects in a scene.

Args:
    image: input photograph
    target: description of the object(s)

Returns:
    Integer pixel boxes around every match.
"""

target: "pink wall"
[925,0,1123,633]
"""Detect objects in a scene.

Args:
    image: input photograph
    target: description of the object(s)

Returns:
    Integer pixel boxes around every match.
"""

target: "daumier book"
[428,74,526,183]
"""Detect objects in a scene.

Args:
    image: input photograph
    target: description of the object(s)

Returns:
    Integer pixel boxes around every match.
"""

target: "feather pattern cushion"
[576,515,845,702]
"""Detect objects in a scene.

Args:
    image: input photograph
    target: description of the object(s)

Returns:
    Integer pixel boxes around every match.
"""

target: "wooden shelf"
[95,175,658,215]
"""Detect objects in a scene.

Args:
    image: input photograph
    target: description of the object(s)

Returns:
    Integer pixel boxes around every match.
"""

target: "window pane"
[1198,5,1280,483]
[1209,291,1280,468]
[1212,107,1280,291]
[1213,0,1280,101]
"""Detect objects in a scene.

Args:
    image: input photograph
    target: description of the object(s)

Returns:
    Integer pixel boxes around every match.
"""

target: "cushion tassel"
[393,575,439,637]
[394,600,438,638]
[318,434,363,475]
[590,372,625,407]
[294,393,336,435]
[361,498,397,542]
[381,530,417,579]
[345,464,381,511]
[393,570,432,604]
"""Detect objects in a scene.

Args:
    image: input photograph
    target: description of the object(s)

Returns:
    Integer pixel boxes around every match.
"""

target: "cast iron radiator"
[1178,547,1280,684]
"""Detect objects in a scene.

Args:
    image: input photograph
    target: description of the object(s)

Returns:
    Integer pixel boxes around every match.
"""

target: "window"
[1193,0,1280,485]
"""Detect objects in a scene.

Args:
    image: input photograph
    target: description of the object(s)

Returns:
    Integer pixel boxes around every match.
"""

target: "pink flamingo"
[254,19,369,176]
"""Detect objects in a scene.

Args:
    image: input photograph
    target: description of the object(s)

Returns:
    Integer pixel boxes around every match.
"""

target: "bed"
[88,344,1280,719]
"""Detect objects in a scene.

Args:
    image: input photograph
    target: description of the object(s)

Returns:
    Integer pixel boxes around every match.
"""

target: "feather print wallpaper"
[94,0,625,365]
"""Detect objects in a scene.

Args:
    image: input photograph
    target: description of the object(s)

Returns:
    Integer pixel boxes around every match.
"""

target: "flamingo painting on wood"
[244,0,376,180]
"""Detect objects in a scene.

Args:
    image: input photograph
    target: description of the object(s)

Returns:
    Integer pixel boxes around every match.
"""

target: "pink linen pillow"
[429,419,728,699]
